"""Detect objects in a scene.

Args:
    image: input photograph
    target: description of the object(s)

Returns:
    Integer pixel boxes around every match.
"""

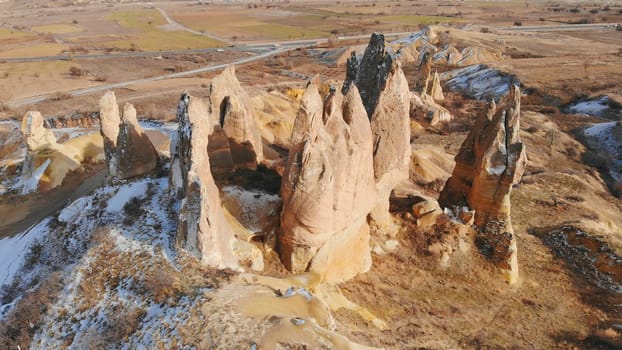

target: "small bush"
[50,92,72,101]
[589,8,598,14]
[93,75,107,82]
[480,27,490,33]
[514,20,522,26]
[69,66,84,77]
[123,197,144,225]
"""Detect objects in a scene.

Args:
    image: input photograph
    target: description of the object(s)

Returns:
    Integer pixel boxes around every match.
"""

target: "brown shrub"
[69,66,85,77]
[99,305,145,346]
[50,92,72,101]
[0,272,63,350]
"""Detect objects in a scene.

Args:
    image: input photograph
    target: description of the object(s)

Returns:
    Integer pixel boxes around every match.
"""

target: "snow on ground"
[52,127,98,140]
[566,96,613,118]
[18,158,50,194]
[106,179,151,213]
[139,120,178,137]
[0,218,50,290]
[440,64,515,101]
[222,186,281,233]
[584,121,622,182]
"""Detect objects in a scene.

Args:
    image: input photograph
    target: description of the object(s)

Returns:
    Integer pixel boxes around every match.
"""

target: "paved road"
[487,23,618,32]
[7,47,292,108]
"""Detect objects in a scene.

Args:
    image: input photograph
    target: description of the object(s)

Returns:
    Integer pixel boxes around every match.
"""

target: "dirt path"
[0,166,106,238]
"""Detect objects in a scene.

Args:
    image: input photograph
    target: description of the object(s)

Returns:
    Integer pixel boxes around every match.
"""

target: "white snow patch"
[58,196,93,223]
[106,180,150,213]
[222,186,281,232]
[440,64,513,101]
[0,218,50,288]
[19,158,51,194]
[567,96,611,117]
[584,121,622,182]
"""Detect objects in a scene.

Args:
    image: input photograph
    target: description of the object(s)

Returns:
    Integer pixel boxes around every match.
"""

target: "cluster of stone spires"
[90,32,526,284]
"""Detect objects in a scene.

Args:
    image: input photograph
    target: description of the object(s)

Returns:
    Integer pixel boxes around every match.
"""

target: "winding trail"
[155,7,229,43]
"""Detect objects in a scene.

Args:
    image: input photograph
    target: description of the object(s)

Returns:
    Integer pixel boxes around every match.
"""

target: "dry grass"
[0,272,63,350]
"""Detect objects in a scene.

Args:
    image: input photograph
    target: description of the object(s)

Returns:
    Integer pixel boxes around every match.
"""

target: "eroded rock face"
[208,65,263,168]
[343,32,393,119]
[20,111,84,193]
[411,93,452,126]
[98,91,158,181]
[172,93,241,270]
[429,71,445,101]
[99,91,120,176]
[439,85,526,283]
[343,33,412,236]
[44,113,100,129]
[280,80,376,283]
[114,103,159,179]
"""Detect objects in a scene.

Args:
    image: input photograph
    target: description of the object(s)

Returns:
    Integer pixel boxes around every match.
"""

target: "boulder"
[411,93,452,126]
[280,80,376,283]
[208,65,263,168]
[439,85,527,283]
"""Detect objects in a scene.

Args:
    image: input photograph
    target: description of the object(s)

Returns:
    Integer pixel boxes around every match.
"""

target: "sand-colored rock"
[172,93,260,270]
[99,91,120,177]
[19,111,99,193]
[113,103,159,179]
[411,93,452,126]
[429,71,445,101]
[368,66,412,234]
[98,92,159,181]
[44,113,100,129]
[280,80,376,283]
[343,33,412,236]
[410,146,455,186]
[439,85,526,283]
[209,65,263,168]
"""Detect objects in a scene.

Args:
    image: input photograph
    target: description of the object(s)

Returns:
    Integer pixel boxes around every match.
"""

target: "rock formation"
[280,79,376,283]
[439,84,526,283]
[208,65,263,168]
[44,113,100,129]
[343,32,393,119]
[428,71,445,101]
[99,91,120,177]
[343,33,412,236]
[98,91,159,181]
[172,93,263,271]
[411,93,452,126]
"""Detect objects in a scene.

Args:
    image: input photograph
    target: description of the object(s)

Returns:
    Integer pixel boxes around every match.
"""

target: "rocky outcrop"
[411,92,452,126]
[343,32,393,119]
[19,111,104,193]
[439,85,526,283]
[280,79,376,283]
[99,91,120,177]
[114,103,159,179]
[98,91,158,181]
[44,113,100,129]
[172,93,263,271]
[208,65,263,168]
[343,33,412,236]
[172,93,240,269]
[428,71,445,101]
